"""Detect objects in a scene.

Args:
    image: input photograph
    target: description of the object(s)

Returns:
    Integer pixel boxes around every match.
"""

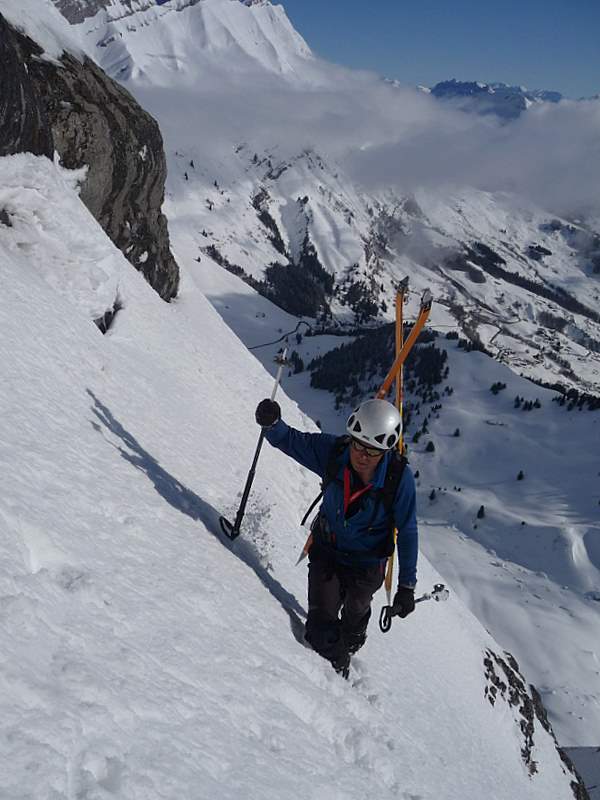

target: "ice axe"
[379,583,449,633]
[219,348,288,541]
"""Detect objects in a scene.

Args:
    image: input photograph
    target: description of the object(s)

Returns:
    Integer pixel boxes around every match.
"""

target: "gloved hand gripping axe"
[379,583,449,633]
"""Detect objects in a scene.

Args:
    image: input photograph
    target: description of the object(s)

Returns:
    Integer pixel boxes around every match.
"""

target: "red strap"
[343,467,372,515]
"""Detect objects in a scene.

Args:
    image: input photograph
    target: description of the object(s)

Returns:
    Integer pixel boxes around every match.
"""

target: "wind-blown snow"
[0,152,582,798]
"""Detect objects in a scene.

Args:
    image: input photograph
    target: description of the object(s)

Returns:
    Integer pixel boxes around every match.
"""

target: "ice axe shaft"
[379,583,449,633]
[219,348,288,541]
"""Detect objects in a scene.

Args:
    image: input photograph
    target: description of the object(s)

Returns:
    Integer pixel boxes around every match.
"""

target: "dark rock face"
[0,14,179,301]
[0,16,54,158]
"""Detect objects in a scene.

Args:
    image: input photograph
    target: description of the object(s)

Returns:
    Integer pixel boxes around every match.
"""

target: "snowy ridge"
[0,152,586,799]
[74,0,313,83]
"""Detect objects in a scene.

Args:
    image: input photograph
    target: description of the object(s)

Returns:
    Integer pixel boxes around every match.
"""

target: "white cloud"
[133,43,600,220]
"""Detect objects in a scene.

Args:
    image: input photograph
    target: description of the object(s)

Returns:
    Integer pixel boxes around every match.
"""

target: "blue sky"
[279,0,599,98]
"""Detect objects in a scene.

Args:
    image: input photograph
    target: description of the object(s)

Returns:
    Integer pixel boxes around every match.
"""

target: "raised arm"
[264,419,338,477]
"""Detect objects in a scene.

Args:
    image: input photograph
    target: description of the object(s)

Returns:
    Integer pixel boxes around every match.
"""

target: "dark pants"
[304,551,385,668]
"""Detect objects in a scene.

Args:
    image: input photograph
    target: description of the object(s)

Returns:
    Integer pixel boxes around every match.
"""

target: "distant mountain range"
[425,79,563,120]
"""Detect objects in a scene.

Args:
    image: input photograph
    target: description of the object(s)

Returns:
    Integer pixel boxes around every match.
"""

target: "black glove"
[255,398,281,428]
[392,586,415,619]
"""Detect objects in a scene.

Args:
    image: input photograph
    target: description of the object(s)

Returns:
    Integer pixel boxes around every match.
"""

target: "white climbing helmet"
[346,399,402,451]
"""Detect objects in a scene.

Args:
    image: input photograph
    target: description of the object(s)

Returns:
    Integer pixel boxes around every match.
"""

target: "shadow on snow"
[87,389,307,643]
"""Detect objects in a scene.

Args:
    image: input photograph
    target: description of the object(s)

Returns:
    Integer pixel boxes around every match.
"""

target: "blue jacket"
[265,420,418,586]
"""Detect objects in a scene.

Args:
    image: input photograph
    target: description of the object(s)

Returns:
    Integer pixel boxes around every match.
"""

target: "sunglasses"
[351,439,385,458]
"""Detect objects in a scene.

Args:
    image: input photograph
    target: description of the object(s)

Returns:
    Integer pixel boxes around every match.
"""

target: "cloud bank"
[134,52,600,221]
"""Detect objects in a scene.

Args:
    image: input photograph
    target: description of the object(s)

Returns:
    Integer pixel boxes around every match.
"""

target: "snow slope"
[0,152,585,798]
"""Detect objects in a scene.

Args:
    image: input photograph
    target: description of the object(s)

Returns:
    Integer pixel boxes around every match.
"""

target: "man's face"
[349,438,385,473]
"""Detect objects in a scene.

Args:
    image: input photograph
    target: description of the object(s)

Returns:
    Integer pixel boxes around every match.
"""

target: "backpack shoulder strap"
[380,450,408,516]
[300,435,350,526]
[324,434,351,489]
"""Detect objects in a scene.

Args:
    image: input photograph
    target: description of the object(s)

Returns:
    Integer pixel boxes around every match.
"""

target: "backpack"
[301,435,407,559]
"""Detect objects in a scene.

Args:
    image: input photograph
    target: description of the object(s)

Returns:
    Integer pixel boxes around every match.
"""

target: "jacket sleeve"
[393,466,418,587]
[264,419,337,478]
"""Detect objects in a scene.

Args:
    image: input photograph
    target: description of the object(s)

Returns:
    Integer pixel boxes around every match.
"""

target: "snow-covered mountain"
[63,0,313,82]
[2,0,599,791]
[50,0,600,400]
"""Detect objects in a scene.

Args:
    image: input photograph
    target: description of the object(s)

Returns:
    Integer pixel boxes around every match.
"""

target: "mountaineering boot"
[346,630,367,656]
[332,650,351,680]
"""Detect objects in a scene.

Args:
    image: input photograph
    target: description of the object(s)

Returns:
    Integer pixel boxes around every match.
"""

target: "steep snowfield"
[0,153,585,798]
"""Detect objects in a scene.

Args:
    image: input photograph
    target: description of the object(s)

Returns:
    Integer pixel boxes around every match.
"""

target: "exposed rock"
[483,649,589,798]
[0,14,179,301]
[252,188,288,256]
[94,296,123,334]
[0,208,13,227]
[0,16,54,158]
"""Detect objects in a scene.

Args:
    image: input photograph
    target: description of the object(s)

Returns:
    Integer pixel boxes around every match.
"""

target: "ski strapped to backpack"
[297,435,407,563]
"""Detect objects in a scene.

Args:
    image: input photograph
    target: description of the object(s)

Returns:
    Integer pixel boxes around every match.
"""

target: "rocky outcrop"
[0,16,54,157]
[484,649,589,799]
[0,14,179,301]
